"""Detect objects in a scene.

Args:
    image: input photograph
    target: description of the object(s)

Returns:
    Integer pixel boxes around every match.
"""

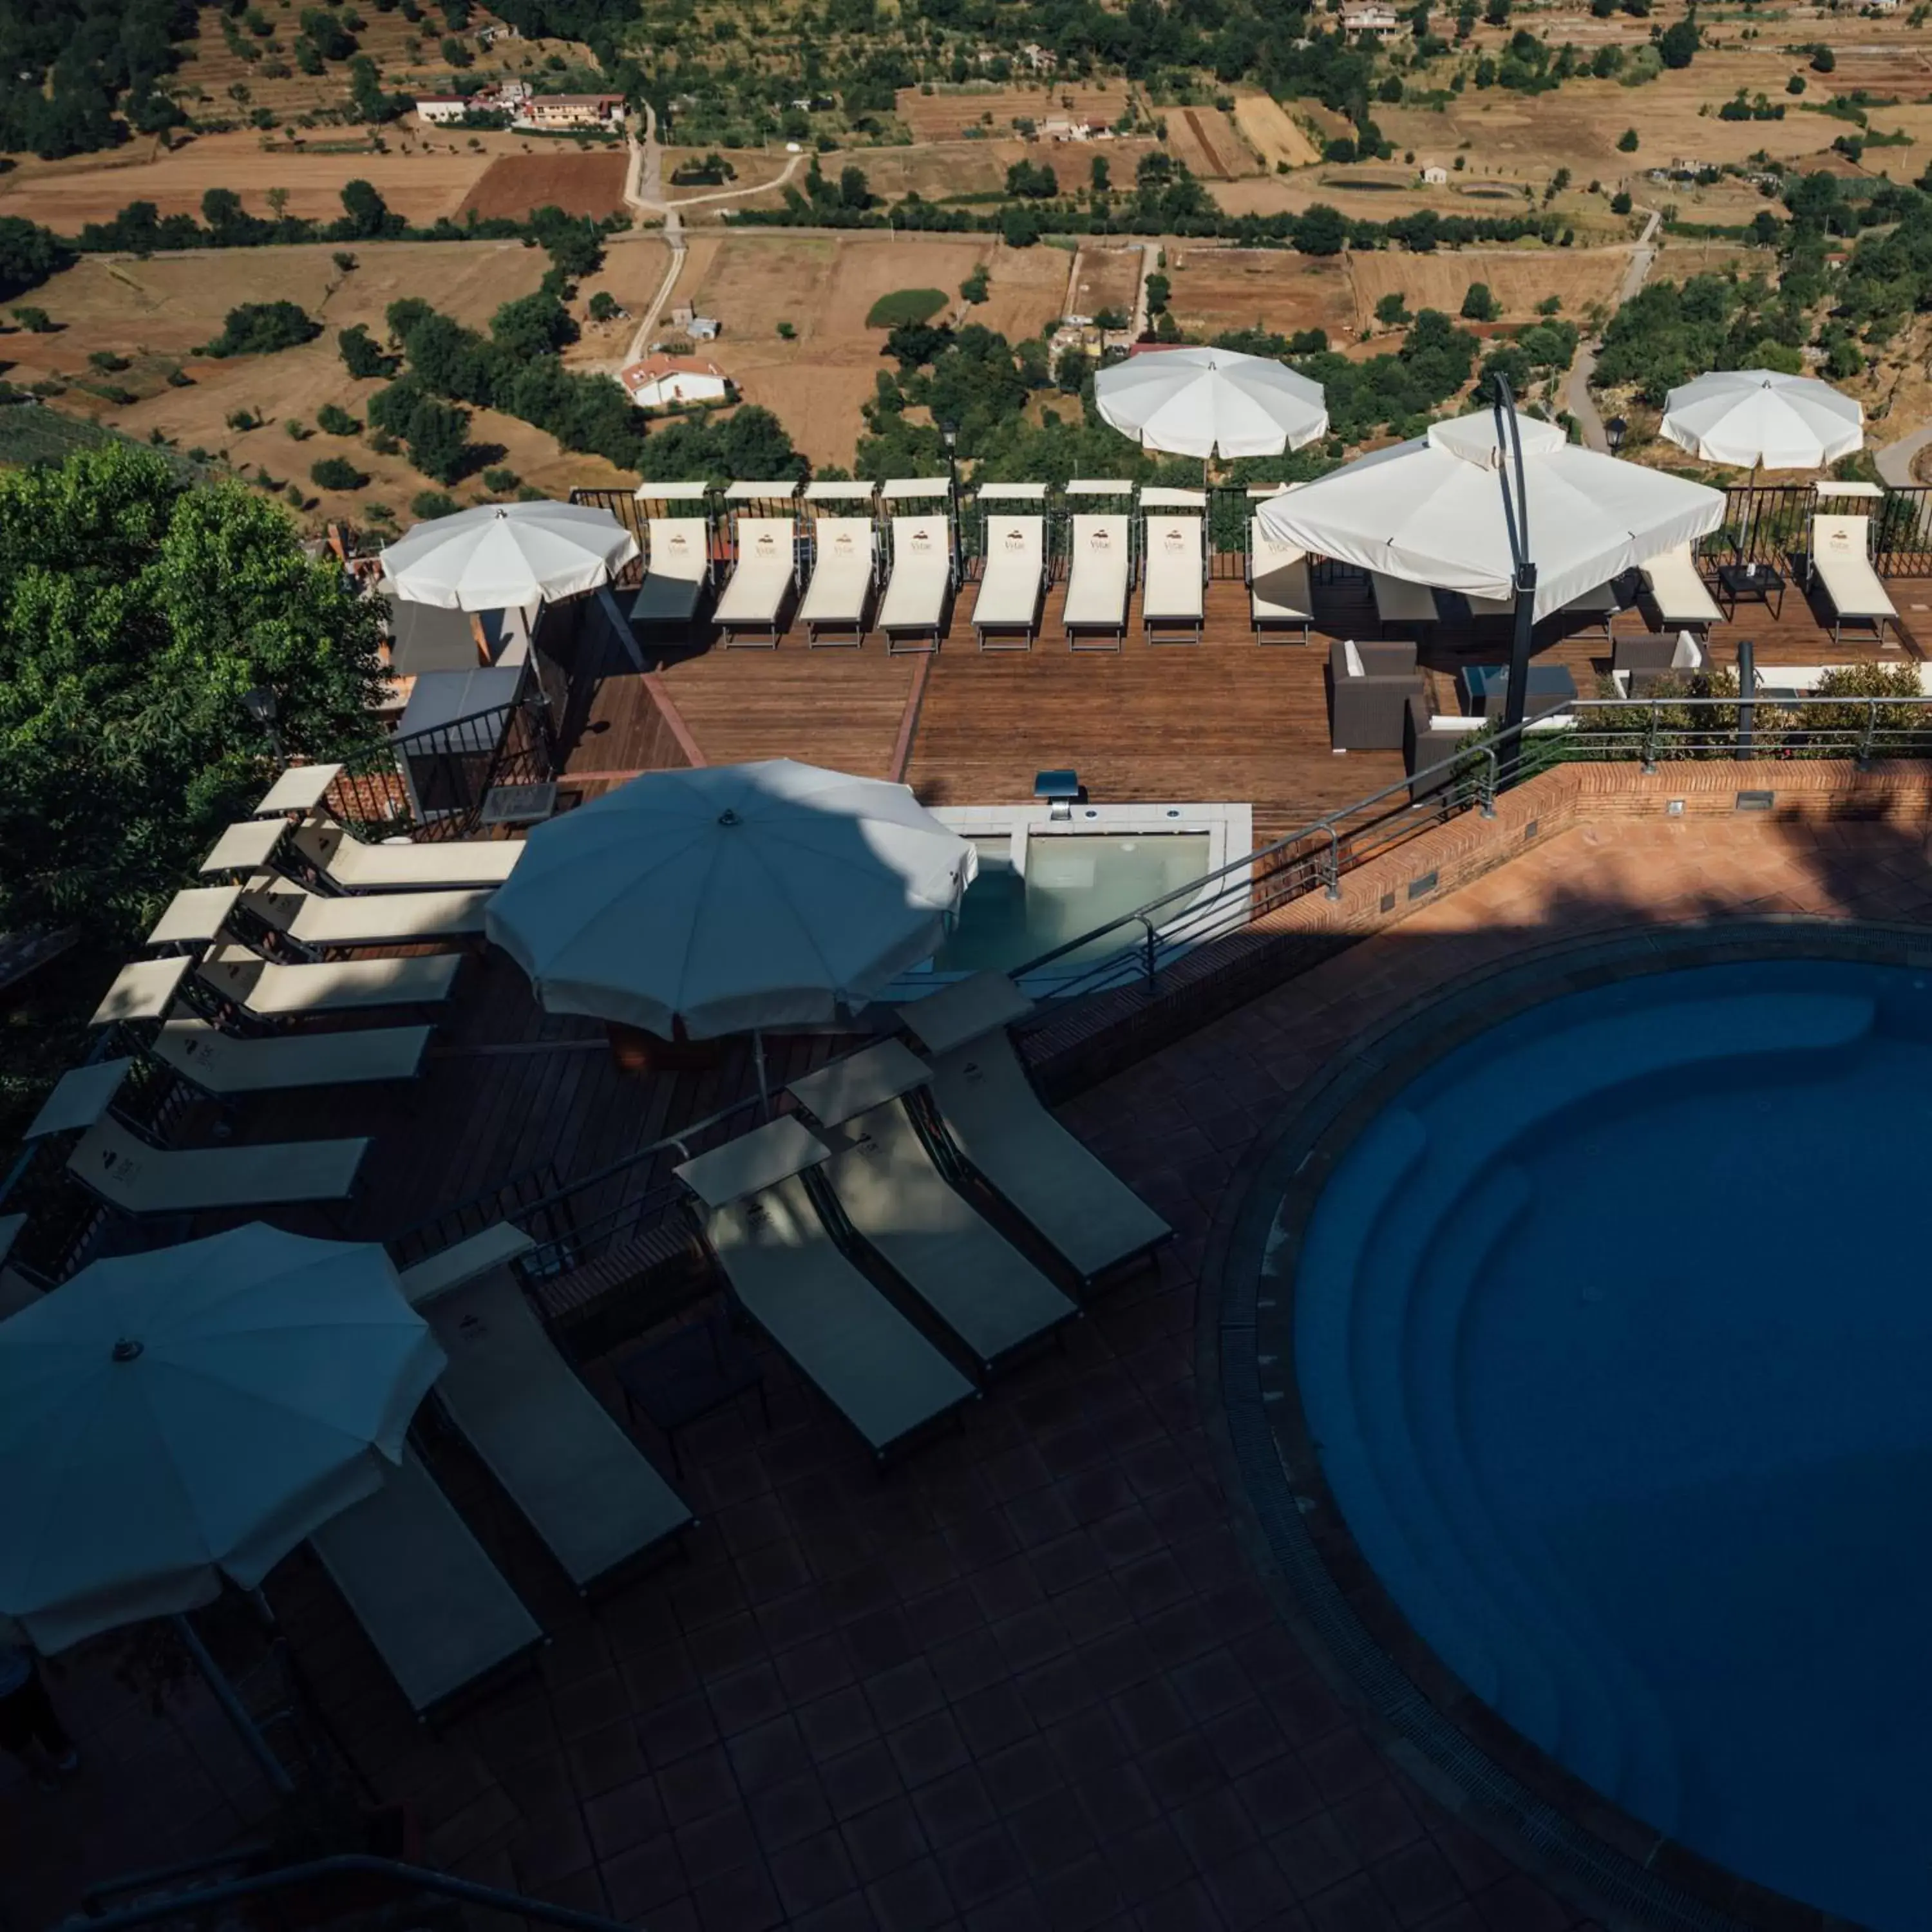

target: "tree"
[316,402,362,435]
[587,290,618,322]
[0,218,71,305]
[1375,291,1411,326]
[1291,203,1349,256]
[395,392,473,483]
[0,444,384,941]
[310,456,369,489]
[337,178,399,240]
[1090,155,1110,193]
[198,302,321,357]
[440,34,471,64]
[1786,73,1806,94]
[1616,128,1639,151]
[1811,43,1835,71]
[338,323,395,378]
[960,265,990,305]
[1460,281,1498,320]
[999,203,1041,247]
[1611,190,1633,214]
[10,305,53,333]
[838,165,871,209]
[490,290,578,359]
[1658,17,1699,67]
[1144,272,1171,315]
[1054,346,1088,392]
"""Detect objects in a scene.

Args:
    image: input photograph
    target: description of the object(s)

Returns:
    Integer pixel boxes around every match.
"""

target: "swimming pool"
[1293,958,1932,1931]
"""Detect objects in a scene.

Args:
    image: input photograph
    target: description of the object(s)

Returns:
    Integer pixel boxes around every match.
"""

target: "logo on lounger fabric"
[1090,528,1112,548]
[834,533,855,553]
[667,533,690,553]
[909,529,932,549]
[1827,529,1853,553]
[753,533,777,554]
[1162,526,1184,550]
[1003,527,1027,549]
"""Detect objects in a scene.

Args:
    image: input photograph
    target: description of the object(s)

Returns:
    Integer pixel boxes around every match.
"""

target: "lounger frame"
[800,516,879,649]
[1810,512,1898,648]
[1142,515,1207,647]
[1062,512,1135,654]
[972,512,1047,652]
[715,516,799,649]
[878,513,954,656]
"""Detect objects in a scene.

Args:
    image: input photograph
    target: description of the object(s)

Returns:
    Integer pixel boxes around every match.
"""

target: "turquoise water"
[1294,961,1932,1930]
[933,833,1210,973]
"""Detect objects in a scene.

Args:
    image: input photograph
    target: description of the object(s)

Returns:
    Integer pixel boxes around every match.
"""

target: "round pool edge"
[1197,916,1932,1932]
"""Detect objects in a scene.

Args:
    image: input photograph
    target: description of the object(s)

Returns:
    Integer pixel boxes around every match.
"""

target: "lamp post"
[242,686,285,768]
[1605,415,1628,456]
[1490,377,1538,755]
[940,419,960,579]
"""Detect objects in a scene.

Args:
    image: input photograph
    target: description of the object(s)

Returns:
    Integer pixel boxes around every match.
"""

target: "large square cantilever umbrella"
[0,1226,444,1653]
[486,760,978,1095]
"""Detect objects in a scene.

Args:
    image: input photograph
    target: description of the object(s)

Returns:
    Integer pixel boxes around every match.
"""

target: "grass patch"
[865,287,949,328]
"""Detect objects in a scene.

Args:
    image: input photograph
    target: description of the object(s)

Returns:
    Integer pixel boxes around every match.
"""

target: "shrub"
[316,402,361,435]
[960,265,990,305]
[285,417,313,440]
[199,301,321,357]
[98,384,137,405]
[10,306,53,333]
[776,320,796,339]
[1787,74,1806,94]
[1460,281,1498,320]
[311,455,370,489]
[482,465,520,491]
[587,290,617,322]
[1616,128,1638,151]
[338,323,395,379]
[864,287,949,328]
[410,489,459,518]
[368,428,401,455]
[87,349,129,373]
[225,406,263,431]
[1812,44,1836,71]
[1611,190,1633,214]
[1374,291,1410,326]
[332,250,359,272]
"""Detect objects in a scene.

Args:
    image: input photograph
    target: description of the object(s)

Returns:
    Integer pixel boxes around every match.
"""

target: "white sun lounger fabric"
[677,1116,974,1457]
[800,517,876,645]
[1370,572,1437,633]
[1642,544,1723,634]
[1063,515,1132,650]
[67,1114,368,1213]
[254,764,343,819]
[1249,515,1313,643]
[198,945,460,1018]
[200,819,289,877]
[790,1043,1077,1372]
[878,516,951,651]
[292,821,523,892]
[715,517,796,643]
[972,515,1045,648]
[242,878,493,952]
[631,517,711,625]
[421,1265,692,1591]
[1142,515,1205,643]
[904,972,1171,1286]
[1812,513,1898,644]
[309,1446,542,1716]
[153,1016,432,1095]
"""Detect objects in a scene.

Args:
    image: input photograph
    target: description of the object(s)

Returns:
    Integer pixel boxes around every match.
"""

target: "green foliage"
[199,301,321,358]
[309,455,369,489]
[316,402,362,436]
[482,465,520,492]
[1460,281,1497,320]
[410,489,460,519]
[0,0,191,160]
[0,444,384,941]
[0,219,71,304]
[1611,191,1633,215]
[1593,272,1797,402]
[619,404,805,486]
[1812,43,1836,71]
[368,378,475,484]
[10,305,54,334]
[1375,290,1411,327]
[1787,73,1806,95]
[776,321,797,340]
[587,290,618,323]
[1616,127,1639,152]
[960,265,990,305]
[1004,158,1059,199]
[1657,17,1699,68]
[299,6,357,58]
[866,287,949,328]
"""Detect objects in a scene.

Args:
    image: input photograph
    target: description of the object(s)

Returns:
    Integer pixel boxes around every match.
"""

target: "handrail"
[59,1853,636,1932]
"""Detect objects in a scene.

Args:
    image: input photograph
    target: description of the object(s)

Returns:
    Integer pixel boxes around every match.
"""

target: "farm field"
[1166,108,1258,182]
[893,84,1135,142]
[0,242,632,516]
[1348,247,1627,328]
[1231,92,1320,171]
[675,233,1066,464]
[1067,245,1142,322]
[458,153,629,221]
[0,129,503,226]
[1162,246,1355,342]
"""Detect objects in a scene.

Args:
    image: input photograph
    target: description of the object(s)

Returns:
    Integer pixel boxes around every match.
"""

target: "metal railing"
[578,482,1932,583]
[1005,692,1932,1005]
[330,690,554,841]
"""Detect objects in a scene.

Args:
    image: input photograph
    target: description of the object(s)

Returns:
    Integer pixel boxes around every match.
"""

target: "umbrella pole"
[753,1029,772,1120]
[173,1611,297,1798]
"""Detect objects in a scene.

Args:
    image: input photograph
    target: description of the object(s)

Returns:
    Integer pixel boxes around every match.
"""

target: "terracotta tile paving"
[10,816,1930,1930]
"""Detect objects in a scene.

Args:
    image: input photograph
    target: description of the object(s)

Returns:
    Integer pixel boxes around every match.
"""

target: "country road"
[1565,205,1660,451]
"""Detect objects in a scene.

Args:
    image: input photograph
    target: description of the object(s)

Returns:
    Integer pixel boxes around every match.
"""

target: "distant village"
[412,81,627,131]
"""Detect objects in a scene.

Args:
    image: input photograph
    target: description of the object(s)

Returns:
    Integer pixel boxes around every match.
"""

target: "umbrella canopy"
[1660,368,1863,471]
[1255,411,1725,620]
[1094,348,1329,459]
[0,1226,443,1653]
[380,501,640,611]
[486,760,978,1037]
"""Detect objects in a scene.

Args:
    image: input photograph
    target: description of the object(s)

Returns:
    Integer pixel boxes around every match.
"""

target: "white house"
[619,354,732,410]
[1420,164,1448,185]
[413,97,472,126]
[1340,3,1404,37]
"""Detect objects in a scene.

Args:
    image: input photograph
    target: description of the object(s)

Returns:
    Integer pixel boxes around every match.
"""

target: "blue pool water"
[1293,961,1932,1929]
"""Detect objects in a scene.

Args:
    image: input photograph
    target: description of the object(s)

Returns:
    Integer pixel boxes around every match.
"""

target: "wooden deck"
[555,569,1932,848]
[201,563,1932,1255]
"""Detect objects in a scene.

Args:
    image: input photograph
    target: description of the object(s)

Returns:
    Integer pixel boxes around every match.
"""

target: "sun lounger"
[790,1042,1078,1372]
[1640,543,1723,639]
[972,515,1046,651]
[254,763,344,820]
[0,1215,40,1320]
[1062,514,1133,652]
[904,973,1171,1289]
[1370,572,1438,636]
[152,1013,432,1095]
[240,876,493,954]
[197,944,460,1021]
[290,820,522,893]
[878,515,952,654]
[200,818,289,878]
[1558,582,1619,641]
[1249,515,1313,645]
[1142,514,1206,645]
[67,1113,367,1213]
[1810,513,1898,646]
[630,516,712,629]
[418,1262,693,1591]
[677,1115,974,1457]
[714,517,797,647]
[397,1222,536,1307]
[800,517,877,648]
[308,1446,543,1718]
